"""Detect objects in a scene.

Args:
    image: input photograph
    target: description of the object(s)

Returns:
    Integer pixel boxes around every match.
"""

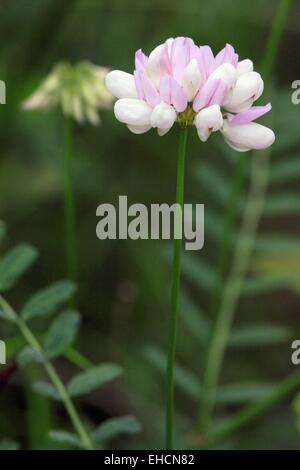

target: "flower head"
[22,61,113,125]
[106,38,275,151]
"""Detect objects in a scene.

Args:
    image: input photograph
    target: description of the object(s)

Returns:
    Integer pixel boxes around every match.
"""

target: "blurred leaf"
[255,235,300,254]
[273,91,300,153]
[264,194,300,216]
[21,280,76,321]
[204,209,223,242]
[44,310,81,359]
[181,252,215,292]
[179,291,210,345]
[0,220,6,245]
[144,346,200,400]
[92,416,141,444]
[67,364,122,397]
[270,157,300,184]
[0,438,20,450]
[194,164,230,205]
[293,393,300,432]
[216,382,275,405]
[5,335,26,360]
[229,324,292,348]
[64,347,93,371]
[0,244,38,292]
[0,309,15,322]
[49,430,82,448]
[243,276,290,295]
[253,252,300,293]
[18,347,44,367]
[32,381,60,401]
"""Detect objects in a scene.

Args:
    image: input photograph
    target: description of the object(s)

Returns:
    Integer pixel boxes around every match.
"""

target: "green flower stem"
[198,0,293,435]
[166,125,188,450]
[0,295,93,450]
[63,116,77,282]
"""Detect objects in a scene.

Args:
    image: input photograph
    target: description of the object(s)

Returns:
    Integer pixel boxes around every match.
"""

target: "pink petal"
[140,74,160,107]
[214,43,238,69]
[134,71,145,100]
[197,45,214,80]
[171,37,189,82]
[170,77,187,112]
[230,103,272,126]
[135,49,148,71]
[193,79,225,111]
[160,76,172,105]
[160,44,172,75]
[209,80,228,106]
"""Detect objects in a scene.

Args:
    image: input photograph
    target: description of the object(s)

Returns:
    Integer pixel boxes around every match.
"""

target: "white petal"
[209,63,236,89]
[224,71,264,112]
[150,102,177,129]
[127,124,152,134]
[105,70,137,99]
[158,127,172,136]
[146,44,164,88]
[114,98,152,126]
[182,59,202,101]
[236,59,253,77]
[222,120,275,151]
[194,105,223,142]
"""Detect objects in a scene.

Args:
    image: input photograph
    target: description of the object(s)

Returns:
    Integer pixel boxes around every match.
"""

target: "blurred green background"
[0,0,300,450]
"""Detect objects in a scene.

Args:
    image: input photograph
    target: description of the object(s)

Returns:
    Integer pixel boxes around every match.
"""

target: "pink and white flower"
[105,38,275,152]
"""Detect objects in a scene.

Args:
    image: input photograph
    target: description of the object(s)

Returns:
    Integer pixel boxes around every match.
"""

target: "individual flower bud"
[105,70,138,99]
[222,118,275,151]
[236,59,253,77]
[150,102,177,131]
[194,104,223,142]
[209,63,236,90]
[223,71,264,113]
[114,98,153,126]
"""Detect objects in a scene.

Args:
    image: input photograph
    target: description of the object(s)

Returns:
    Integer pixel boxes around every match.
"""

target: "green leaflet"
[44,310,81,358]
[92,416,141,444]
[21,280,76,321]
[67,364,123,397]
[0,244,38,292]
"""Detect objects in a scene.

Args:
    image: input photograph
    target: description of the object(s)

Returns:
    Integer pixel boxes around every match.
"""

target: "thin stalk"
[198,148,271,433]
[166,125,188,450]
[0,295,93,450]
[198,0,293,434]
[63,116,77,282]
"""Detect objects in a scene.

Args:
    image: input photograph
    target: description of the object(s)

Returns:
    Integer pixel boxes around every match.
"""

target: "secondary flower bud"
[195,105,223,142]
[222,119,275,151]
[22,61,113,125]
[223,71,264,112]
[105,71,138,99]
[114,98,152,126]
[150,102,177,130]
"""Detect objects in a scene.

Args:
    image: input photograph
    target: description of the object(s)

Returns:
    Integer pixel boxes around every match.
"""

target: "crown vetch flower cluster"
[105,38,275,151]
[23,61,113,125]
